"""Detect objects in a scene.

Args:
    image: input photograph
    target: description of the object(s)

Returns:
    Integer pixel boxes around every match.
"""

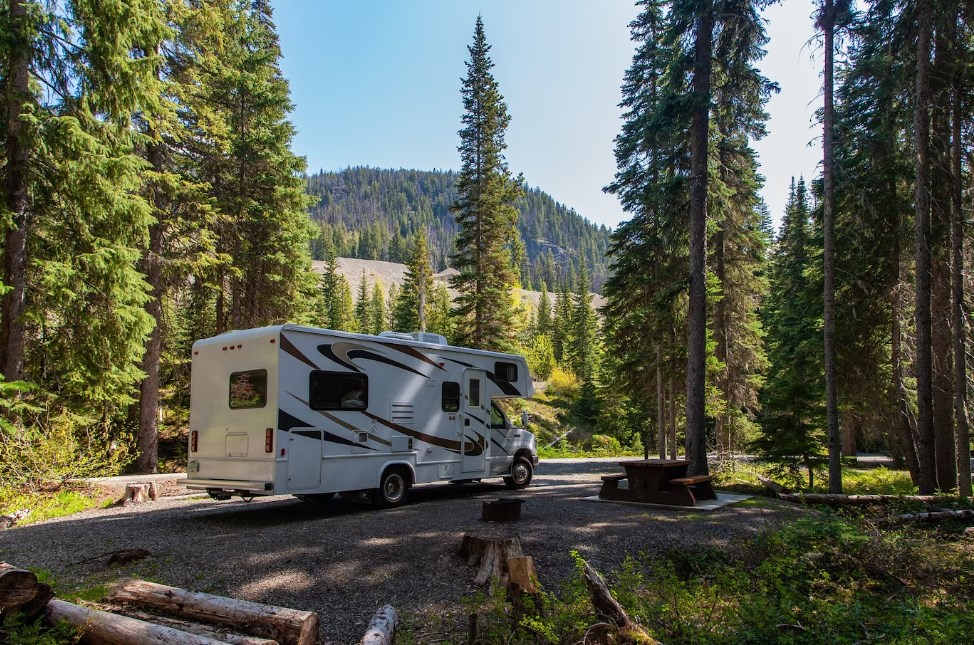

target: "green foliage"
[0,487,103,525]
[0,613,76,645]
[393,230,435,332]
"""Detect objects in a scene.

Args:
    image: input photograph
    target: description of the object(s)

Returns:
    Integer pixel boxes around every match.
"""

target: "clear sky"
[273,0,823,231]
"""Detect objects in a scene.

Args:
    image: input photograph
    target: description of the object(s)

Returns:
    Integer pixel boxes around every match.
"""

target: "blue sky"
[273,0,822,230]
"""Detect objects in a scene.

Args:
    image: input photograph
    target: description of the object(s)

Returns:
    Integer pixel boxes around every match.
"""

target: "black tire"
[372,467,411,508]
[295,493,335,506]
[504,456,533,490]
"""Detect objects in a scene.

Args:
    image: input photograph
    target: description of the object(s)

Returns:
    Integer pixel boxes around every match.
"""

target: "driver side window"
[489,404,506,429]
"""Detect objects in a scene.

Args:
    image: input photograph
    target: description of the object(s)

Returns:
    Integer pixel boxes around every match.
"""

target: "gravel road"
[0,458,804,644]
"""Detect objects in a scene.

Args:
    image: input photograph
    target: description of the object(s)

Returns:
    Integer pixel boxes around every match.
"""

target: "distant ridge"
[312,257,606,310]
[306,167,611,293]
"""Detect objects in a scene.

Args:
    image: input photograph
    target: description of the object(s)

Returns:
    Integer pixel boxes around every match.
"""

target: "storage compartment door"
[287,429,322,491]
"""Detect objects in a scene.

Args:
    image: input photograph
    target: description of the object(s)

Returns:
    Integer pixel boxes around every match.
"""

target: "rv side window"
[490,403,508,429]
[310,371,368,410]
[442,382,460,412]
[469,378,481,407]
[494,361,518,382]
[229,370,268,409]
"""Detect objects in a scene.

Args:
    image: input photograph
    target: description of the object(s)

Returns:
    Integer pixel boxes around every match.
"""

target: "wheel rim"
[384,473,405,502]
[512,462,530,485]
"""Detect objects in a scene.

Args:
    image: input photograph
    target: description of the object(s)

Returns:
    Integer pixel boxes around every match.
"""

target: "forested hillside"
[305,167,612,293]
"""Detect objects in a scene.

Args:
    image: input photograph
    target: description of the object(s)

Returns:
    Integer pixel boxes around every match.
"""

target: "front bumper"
[184,478,273,494]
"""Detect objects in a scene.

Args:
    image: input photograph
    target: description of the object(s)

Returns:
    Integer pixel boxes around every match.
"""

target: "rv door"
[461,368,488,473]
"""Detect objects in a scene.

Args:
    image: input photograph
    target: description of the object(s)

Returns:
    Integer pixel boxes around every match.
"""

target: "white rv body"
[185,325,537,505]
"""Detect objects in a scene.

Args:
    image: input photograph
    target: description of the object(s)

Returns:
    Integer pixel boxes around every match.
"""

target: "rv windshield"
[489,403,509,429]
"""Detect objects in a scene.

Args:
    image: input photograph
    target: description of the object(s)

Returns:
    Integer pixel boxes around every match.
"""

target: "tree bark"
[457,534,524,587]
[106,607,279,645]
[1,0,32,383]
[668,372,677,460]
[580,558,659,645]
[136,138,166,474]
[47,599,228,645]
[821,0,842,494]
[914,0,937,494]
[656,346,665,459]
[951,46,971,498]
[685,4,714,477]
[359,605,398,645]
[107,579,318,645]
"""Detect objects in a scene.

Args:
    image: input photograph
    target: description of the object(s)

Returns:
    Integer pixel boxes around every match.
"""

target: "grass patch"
[711,460,919,496]
[0,486,107,525]
[425,517,974,644]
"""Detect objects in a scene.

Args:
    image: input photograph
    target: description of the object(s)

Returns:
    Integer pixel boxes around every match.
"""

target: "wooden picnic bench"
[598,460,717,507]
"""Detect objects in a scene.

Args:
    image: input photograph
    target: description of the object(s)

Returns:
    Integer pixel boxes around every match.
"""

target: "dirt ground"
[0,458,803,644]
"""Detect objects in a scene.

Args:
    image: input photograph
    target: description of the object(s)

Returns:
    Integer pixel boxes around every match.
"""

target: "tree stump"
[506,556,538,594]
[458,534,523,586]
[121,484,151,505]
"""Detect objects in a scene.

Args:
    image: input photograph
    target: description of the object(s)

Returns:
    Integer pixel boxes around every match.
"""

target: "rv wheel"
[373,467,411,509]
[504,456,533,489]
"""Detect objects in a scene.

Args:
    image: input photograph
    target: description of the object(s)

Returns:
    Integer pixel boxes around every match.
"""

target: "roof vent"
[409,332,448,345]
[378,331,414,341]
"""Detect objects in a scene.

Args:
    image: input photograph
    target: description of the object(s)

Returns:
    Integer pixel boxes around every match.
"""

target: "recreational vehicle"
[185,325,538,508]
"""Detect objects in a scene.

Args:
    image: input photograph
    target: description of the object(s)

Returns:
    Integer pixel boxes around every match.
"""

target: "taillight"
[265,428,273,453]
[190,431,198,453]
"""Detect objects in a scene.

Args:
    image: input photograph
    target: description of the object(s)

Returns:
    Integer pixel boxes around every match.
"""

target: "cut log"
[121,484,151,505]
[108,606,279,645]
[359,604,397,645]
[580,558,659,645]
[778,493,943,505]
[458,534,523,587]
[506,556,538,594]
[46,598,227,645]
[0,562,53,620]
[757,476,791,495]
[107,579,318,645]
[892,509,974,523]
[0,509,29,530]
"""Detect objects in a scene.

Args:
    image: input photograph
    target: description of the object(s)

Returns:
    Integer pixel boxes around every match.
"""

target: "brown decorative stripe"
[286,392,392,447]
[362,411,462,454]
[379,342,446,371]
[280,333,320,370]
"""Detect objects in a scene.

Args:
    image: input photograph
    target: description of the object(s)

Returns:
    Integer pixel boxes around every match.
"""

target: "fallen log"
[458,534,523,587]
[778,493,943,505]
[108,606,279,645]
[359,604,397,645]
[757,476,791,496]
[107,579,318,645]
[47,598,227,645]
[580,558,659,645]
[0,509,29,530]
[892,509,974,523]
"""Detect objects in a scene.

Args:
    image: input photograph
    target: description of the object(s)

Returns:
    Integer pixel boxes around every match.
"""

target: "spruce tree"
[449,16,523,352]
[355,271,370,334]
[394,230,435,332]
[535,283,552,338]
[569,265,598,383]
[370,281,386,336]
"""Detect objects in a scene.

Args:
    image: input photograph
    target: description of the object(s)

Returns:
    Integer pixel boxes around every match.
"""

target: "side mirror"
[520,411,530,428]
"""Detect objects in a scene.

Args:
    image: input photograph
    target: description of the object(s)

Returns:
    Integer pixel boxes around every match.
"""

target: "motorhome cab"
[185,325,538,508]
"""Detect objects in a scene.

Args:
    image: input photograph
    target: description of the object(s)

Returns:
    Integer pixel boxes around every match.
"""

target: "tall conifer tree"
[449,16,523,352]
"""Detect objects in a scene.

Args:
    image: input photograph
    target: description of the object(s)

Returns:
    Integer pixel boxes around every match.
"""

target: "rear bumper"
[184,478,273,494]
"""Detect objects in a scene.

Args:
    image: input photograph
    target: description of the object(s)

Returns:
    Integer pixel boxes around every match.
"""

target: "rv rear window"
[442,382,460,412]
[494,361,518,382]
[229,370,268,409]
[310,371,368,410]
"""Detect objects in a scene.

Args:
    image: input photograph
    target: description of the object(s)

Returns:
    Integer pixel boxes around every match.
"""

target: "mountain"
[305,167,612,293]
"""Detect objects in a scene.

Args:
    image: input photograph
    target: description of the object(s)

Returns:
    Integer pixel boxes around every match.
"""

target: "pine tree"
[370,281,386,335]
[449,16,523,352]
[204,0,316,332]
[569,266,598,383]
[535,283,553,338]
[355,271,370,334]
[395,230,435,332]
[753,179,825,487]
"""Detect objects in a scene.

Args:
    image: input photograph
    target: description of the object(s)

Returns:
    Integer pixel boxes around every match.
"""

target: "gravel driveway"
[0,458,802,644]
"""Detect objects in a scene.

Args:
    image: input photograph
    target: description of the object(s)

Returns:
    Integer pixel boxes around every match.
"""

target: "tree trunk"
[914,0,937,494]
[106,608,279,645]
[714,201,729,461]
[656,346,665,459]
[0,0,32,382]
[107,579,319,645]
[0,562,53,619]
[931,23,955,491]
[685,4,714,477]
[951,52,971,497]
[47,599,228,645]
[821,0,842,494]
[136,139,166,475]
[580,558,659,645]
[668,373,677,460]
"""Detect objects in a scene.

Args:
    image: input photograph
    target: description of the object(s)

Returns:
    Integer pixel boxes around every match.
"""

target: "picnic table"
[599,459,717,506]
